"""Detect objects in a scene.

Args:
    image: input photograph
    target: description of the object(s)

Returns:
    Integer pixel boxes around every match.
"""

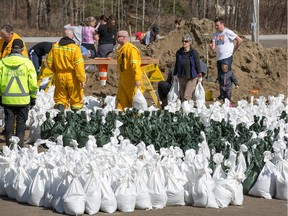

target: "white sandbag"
[84,172,101,215]
[213,180,233,208]
[44,168,61,209]
[0,157,8,196]
[100,176,117,213]
[114,177,137,212]
[135,174,152,210]
[226,174,244,206]
[192,172,218,208]
[132,88,147,111]
[167,80,179,104]
[249,152,276,199]
[25,110,41,144]
[183,181,194,206]
[212,153,233,208]
[13,167,31,203]
[194,81,205,105]
[275,159,288,200]
[166,174,185,206]
[225,150,245,206]
[147,169,167,209]
[212,153,227,181]
[53,174,72,213]
[63,177,86,216]
[28,167,46,207]
[4,166,17,199]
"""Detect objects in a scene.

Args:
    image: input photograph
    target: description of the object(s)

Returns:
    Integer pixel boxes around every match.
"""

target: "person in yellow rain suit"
[116,30,143,110]
[46,29,86,112]
[0,24,28,59]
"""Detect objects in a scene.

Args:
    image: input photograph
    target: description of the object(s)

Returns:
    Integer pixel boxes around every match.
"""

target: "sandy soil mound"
[85,18,287,105]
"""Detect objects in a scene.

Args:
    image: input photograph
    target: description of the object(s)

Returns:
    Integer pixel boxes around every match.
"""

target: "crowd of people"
[0,16,242,147]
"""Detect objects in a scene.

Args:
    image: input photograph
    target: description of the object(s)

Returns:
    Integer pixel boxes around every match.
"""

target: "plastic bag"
[167,80,179,104]
[194,81,205,104]
[132,88,148,111]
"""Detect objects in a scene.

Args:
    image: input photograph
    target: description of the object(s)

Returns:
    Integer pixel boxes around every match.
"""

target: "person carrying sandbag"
[173,33,203,103]
[115,30,144,111]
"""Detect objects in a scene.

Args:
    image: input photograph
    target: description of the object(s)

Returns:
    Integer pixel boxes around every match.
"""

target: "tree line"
[0,0,286,35]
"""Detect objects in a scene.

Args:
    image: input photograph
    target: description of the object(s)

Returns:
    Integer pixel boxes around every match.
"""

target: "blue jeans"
[29,49,41,74]
[217,56,233,76]
[98,44,114,57]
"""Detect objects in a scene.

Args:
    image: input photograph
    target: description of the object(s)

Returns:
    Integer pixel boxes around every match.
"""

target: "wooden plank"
[43,56,159,65]
[84,58,117,65]
[84,57,159,65]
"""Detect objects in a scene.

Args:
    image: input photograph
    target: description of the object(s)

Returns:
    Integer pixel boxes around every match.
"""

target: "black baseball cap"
[12,39,24,49]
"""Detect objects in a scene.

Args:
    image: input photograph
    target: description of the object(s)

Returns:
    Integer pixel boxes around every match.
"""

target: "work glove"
[198,73,202,82]
[30,97,36,108]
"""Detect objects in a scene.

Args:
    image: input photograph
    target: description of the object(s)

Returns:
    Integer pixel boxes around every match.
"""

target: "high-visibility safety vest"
[0,53,38,106]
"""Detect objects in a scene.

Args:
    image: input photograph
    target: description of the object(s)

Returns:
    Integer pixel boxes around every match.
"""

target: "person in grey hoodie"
[216,62,238,103]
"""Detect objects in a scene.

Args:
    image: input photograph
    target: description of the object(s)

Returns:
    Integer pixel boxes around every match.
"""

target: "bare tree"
[73,0,79,25]
[279,0,287,32]
[117,0,120,29]
[100,0,105,15]
[26,0,32,27]
[158,0,161,27]
[111,0,114,15]
[44,0,51,28]
[12,0,18,21]
[136,0,139,32]
[142,0,145,31]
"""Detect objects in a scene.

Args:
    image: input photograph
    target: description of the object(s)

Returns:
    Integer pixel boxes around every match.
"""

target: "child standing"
[82,16,97,58]
[216,62,238,106]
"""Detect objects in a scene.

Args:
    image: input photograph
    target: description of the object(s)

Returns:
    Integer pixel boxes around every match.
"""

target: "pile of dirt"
[85,18,287,105]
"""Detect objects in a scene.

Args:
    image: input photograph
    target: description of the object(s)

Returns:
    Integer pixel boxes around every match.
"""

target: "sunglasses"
[182,40,190,43]
[117,35,125,38]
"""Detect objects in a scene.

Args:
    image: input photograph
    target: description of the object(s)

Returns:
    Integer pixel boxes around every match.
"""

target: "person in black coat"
[28,41,53,75]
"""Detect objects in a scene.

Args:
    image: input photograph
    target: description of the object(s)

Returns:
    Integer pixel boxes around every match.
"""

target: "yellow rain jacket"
[46,37,85,110]
[0,54,38,106]
[0,33,28,59]
[116,42,143,110]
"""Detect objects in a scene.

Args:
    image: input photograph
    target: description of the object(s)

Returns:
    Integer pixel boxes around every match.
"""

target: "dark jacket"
[174,47,201,79]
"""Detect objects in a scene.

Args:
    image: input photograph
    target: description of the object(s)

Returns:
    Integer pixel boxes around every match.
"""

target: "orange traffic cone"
[98,64,108,86]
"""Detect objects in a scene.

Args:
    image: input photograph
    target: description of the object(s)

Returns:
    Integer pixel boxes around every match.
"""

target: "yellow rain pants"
[46,42,85,110]
[116,42,143,110]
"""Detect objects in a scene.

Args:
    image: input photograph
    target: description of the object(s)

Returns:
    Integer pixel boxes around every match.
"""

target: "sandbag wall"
[0,91,287,215]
